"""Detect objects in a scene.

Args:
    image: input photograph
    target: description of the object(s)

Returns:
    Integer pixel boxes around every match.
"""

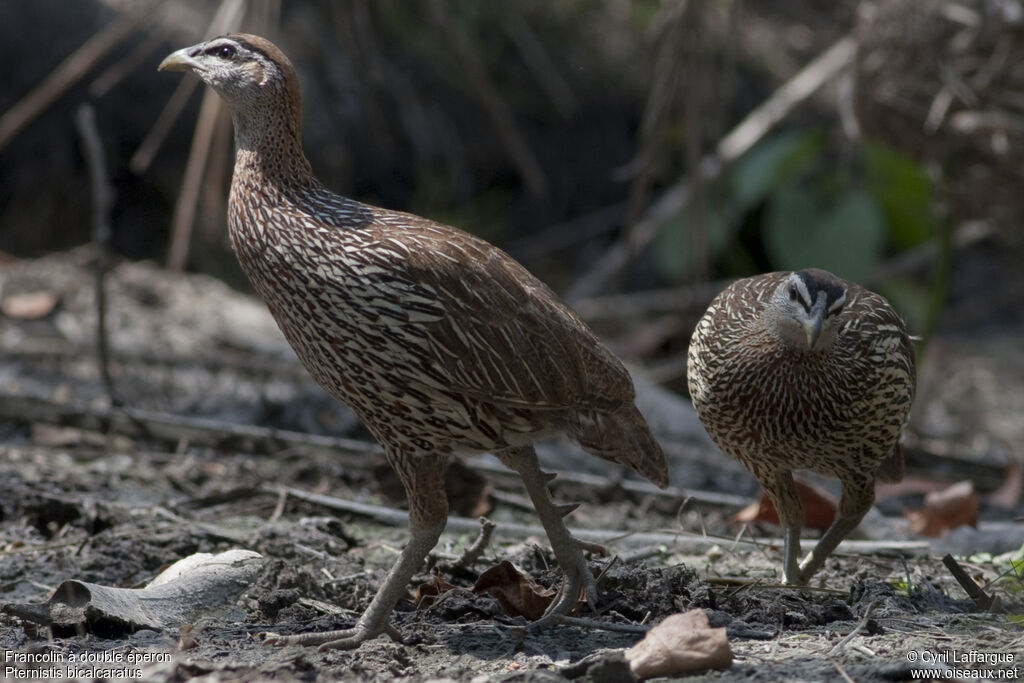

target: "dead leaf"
[905,480,978,537]
[472,560,554,620]
[1,290,58,319]
[625,609,732,678]
[731,479,837,530]
[413,567,459,605]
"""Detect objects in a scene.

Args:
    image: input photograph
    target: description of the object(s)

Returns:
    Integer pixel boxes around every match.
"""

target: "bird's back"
[228,174,661,472]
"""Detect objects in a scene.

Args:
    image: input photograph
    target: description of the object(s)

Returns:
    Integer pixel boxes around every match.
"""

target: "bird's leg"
[267,452,449,651]
[797,474,872,583]
[764,470,805,586]
[494,446,600,625]
[783,527,802,586]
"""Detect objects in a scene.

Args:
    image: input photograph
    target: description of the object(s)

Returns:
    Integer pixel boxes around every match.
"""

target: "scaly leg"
[797,474,873,583]
[495,446,600,624]
[762,470,805,585]
[267,451,449,650]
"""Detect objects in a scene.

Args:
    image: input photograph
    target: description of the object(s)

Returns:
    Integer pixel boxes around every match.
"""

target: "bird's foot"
[264,621,401,651]
[529,535,605,630]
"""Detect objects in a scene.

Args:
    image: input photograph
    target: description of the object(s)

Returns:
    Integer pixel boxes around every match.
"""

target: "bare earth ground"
[1,249,1022,682]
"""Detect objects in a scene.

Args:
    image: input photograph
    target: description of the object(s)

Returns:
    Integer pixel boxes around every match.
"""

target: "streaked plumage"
[159,33,667,649]
[687,269,914,584]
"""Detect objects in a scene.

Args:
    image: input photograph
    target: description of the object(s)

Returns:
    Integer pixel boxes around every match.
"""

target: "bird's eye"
[206,44,236,59]
[788,287,798,302]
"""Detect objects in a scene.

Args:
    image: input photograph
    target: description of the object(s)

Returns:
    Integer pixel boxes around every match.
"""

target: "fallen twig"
[942,553,999,612]
[465,455,752,510]
[539,614,649,635]
[827,600,876,658]
[0,392,380,459]
[702,576,846,595]
[262,483,931,557]
[454,517,497,568]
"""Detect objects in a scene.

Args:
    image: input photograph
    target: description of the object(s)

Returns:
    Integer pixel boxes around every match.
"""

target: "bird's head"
[159,33,300,114]
[767,268,847,351]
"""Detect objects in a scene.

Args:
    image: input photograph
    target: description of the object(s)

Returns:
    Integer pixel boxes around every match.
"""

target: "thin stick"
[536,614,648,634]
[827,600,877,658]
[0,393,380,459]
[942,553,998,611]
[130,76,200,174]
[166,87,224,271]
[73,104,118,406]
[566,35,857,303]
[261,483,931,557]
[454,517,497,567]
[89,28,163,98]
[0,6,156,151]
[831,659,857,683]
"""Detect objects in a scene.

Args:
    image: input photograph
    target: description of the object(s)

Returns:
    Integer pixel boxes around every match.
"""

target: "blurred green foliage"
[652,130,938,330]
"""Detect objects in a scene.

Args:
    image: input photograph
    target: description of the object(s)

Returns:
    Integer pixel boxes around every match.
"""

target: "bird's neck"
[231,108,315,187]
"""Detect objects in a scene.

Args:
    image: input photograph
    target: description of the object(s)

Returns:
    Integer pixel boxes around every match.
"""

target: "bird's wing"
[343,208,634,412]
[848,285,917,392]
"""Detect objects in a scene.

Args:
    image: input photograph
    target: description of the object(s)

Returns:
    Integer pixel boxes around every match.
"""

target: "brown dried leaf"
[1,290,58,319]
[413,567,459,605]
[731,479,837,530]
[472,560,554,621]
[905,480,978,537]
[625,609,733,677]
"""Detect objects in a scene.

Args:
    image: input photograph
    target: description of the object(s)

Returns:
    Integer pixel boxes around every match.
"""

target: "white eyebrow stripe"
[827,291,847,313]
[790,274,813,308]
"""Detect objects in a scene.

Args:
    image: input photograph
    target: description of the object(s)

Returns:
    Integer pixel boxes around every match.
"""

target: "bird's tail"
[571,405,669,488]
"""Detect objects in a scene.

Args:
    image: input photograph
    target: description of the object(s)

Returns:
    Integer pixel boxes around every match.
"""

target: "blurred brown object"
[905,480,979,536]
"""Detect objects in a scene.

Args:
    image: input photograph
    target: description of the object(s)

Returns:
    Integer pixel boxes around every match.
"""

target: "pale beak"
[802,297,827,349]
[158,46,202,72]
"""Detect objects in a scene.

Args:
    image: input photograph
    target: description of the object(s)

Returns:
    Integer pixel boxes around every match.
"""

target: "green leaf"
[731,131,823,211]
[863,143,934,249]
[651,203,732,283]
[764,186,886,282]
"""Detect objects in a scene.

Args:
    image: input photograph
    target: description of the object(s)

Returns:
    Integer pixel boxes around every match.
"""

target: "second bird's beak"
[159,46,201,73]
[802,298,827,349]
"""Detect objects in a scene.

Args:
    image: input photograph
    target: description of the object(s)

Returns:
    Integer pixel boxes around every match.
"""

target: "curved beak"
[802,297,827,349]
[159,46,201,73]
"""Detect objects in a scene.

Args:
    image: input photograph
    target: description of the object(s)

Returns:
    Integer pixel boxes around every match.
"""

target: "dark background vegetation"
[1,3,1023,679]
[1,0,1022,487]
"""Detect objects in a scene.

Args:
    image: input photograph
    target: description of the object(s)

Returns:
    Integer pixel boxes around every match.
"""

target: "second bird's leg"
[766,469,805,586]
[495,446,600,624]
[797,474,872,583]
[267,451,449,651]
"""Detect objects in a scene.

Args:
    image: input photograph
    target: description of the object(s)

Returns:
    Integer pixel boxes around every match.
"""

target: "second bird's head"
[159,33,298,112]
[767,268,847,352]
